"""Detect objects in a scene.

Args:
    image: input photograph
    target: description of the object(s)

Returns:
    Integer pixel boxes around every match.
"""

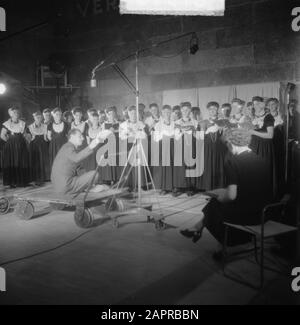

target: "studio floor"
[0,184,298,305]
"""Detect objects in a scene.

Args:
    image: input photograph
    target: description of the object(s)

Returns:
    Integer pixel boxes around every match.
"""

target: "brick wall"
[0,0,299,111]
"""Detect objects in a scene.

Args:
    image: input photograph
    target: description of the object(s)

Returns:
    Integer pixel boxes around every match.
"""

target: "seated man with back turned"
[51,128,101,196]
[181,127,273,251]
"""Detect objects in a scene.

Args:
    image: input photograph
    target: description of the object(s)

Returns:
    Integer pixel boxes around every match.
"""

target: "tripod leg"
[116,141,137,191]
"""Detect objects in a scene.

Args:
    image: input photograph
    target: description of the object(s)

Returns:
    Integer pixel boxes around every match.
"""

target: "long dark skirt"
[197,132,227,191]
[273,125,285,198]
[29,135,51,183]
[153,138,174,191]
[0,138,5,173]
[173,135,195,190]
[250,135,276,197]
[119,142,148,190]
[100,134,121,184]
[49,133,67,167]
[203,198,253,247]
[3,134,31,187]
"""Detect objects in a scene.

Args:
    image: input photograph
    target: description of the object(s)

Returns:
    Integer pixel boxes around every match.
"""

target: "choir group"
[0,96,287,200]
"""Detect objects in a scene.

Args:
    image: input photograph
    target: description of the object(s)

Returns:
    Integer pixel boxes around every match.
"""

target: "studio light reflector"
[120,0,225,16]
[0,83,7,95]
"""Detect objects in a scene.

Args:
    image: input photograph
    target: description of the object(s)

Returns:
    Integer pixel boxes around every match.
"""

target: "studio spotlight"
[189,33,199,55]
[0,83,7,95]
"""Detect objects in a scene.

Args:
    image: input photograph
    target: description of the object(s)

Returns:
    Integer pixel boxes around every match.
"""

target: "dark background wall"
[0,0,299,115]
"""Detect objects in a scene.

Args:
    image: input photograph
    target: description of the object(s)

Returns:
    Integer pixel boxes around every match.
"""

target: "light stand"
[93,51,164,228]
[284,82,295,185]
[90,32,200,228]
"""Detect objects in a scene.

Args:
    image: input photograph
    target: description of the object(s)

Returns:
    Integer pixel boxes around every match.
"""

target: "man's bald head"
[68,128,84,148]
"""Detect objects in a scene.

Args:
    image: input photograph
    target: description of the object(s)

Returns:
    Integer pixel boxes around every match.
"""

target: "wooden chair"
[222,196,298,288]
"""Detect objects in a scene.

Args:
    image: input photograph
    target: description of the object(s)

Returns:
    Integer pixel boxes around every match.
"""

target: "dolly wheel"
[155,220,166,231]
[16,201,35,220]
[112,218,119,228]
[74,208,94,229]
[0,197,10,215]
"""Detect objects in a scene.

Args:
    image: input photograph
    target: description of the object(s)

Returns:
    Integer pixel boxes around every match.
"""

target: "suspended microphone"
[90,60,105,88]
[90,79,97,88]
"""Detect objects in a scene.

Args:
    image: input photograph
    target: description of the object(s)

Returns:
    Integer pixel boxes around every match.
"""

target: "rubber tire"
[0,197,10,215]
[74,207,94,229]
[16,201,35,220]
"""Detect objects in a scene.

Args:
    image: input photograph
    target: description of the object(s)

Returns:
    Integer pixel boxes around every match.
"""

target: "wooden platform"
[13,184,126,206]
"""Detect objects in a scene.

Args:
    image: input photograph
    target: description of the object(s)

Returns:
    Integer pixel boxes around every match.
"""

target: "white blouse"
[3,119,26,134]
[52,122,65,133]
[29,123,47,136]
[88,126,102,139]
[71,121,86,134]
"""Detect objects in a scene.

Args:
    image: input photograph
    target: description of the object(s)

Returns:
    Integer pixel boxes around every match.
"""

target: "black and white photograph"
[0,0,299,310]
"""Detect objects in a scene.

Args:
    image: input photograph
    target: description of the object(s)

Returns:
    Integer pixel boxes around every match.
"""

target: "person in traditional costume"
[171,105,181,122]
[197,102,227,191]
[71,107,88,145]
[144,103,161,181]
[47,107,69,168]
[245,102,255,122]
[152,105,175,195]
[144,103,161,132]
[191,107,202,124]
[121,106,129,122]
[288,100,300,141]
[97,109,107,126]
[119,105,147,191]
[249,96,276,197]
[219,103,231,120]
[230,98,246,125]
[86,108,97,127]
[267,98,284,198]
[29,111,51,185]
[85,112,102,172]
[100,107,120,185]
[43,108,52,126]
[216,103,234,130]
[63,110,73,126]
[138,103,146,122]
[172,102,198,197]
[71,107,90,170]
[1,107,31,187]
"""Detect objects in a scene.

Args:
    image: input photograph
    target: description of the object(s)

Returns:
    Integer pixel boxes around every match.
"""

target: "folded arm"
[250,126,274,139]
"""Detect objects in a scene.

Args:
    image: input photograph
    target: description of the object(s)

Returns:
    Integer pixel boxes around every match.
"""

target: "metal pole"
[285,91,290,184]
[135,52,142,207]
